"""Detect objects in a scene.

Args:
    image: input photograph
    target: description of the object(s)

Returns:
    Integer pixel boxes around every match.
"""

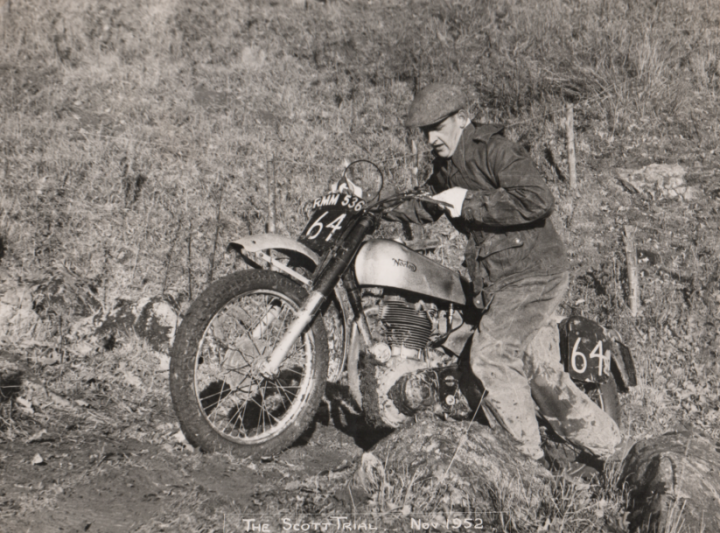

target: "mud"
[0,401,369,532]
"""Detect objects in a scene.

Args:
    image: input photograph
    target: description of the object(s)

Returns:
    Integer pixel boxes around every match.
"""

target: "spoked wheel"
[170,270,328,457]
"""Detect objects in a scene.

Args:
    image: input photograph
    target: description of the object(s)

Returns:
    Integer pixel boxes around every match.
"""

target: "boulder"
[32,266,102,320]
[96,296,179,352]
[621,430,720,532]
[617,164,702,201]
[0,285,44,341]
[343,419,552,530]
[1,266,101,343]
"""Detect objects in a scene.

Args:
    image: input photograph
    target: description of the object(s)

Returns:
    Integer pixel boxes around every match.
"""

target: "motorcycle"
[169,160,637,457]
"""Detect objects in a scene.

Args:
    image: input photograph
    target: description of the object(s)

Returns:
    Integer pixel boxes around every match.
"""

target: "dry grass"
[1,0,719,531]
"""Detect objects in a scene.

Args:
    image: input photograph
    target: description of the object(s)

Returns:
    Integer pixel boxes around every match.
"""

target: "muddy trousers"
[469,272,621,460]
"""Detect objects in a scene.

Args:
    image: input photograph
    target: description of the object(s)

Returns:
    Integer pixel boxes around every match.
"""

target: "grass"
[1,0,720,531]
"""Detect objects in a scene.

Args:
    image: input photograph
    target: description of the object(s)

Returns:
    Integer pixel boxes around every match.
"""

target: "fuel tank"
[354,240,467,305]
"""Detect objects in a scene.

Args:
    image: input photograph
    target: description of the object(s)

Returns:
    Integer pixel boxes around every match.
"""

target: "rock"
[96,296,179,352]
[0,267,101,344]
[620,430,720,532]
[0,285,52,342]
[32,265,102,320]
[346,419,552,529]
[617,164,702,201]
[0,285,38,338]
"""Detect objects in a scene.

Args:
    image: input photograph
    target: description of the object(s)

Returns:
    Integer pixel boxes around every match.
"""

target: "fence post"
[266,157,276,234]
[411,140,420,187]
[566,103,577,189]
[624,225,640,316]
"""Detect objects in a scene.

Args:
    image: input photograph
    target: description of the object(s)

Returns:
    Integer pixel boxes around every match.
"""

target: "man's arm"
[461,138,554,227]
[386,194,442,225]
[385,165,446,225]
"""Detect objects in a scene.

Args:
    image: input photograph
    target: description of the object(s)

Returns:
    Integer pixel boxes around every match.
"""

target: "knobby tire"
[169,270,329,457]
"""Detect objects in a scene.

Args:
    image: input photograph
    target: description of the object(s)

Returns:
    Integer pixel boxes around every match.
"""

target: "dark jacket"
[396,120,568,294]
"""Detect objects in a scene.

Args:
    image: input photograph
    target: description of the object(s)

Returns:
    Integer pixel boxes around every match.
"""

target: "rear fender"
[609,339,637,391]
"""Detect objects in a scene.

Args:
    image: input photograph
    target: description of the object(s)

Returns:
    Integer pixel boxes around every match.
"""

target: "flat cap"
[404,83,467,128]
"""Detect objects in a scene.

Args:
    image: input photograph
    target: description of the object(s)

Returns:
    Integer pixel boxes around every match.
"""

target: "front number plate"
[298,192,364,255]
[565,317,611,383]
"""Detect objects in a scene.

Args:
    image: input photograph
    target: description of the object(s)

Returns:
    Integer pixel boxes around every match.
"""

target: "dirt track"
[2,0,720,530]
[0,386,370,532]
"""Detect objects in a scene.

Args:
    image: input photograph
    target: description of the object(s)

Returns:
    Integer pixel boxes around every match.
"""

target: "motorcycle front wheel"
[169,270,329,457]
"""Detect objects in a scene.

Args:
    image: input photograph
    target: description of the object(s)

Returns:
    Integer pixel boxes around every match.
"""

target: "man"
[396,83,621,462]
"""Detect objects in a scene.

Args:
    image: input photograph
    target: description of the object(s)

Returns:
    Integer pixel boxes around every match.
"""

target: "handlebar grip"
[420,197,453,209]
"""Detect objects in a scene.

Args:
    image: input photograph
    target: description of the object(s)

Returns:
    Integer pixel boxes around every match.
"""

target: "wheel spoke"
[202,385,226,403]
[238,396,250,432]
[274,306,294,342]
[259,384,267,434]
[185,276,325,449]
[219,397,238,434]
[210,337,253,369]
[275,382,295,404]
[212,331,257,368]
[281,365,304,377]
[246,332,268,359]
[251,301,283,339]
[265,405,281,424]
[259,304,290,348]
[246,296,280,339]
[228,397,248,436]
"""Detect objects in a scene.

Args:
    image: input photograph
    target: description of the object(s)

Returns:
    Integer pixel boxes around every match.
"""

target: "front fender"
[227,234,320,266]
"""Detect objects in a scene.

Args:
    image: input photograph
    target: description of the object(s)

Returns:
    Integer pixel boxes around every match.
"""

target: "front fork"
[260,217,373,378]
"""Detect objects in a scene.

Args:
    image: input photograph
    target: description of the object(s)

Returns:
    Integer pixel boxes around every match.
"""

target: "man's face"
[421,113,466,158]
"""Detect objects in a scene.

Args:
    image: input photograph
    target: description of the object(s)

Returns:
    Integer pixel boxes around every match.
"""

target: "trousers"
[469,271,622,460]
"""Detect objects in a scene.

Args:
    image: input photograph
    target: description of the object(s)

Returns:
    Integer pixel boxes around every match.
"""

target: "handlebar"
[363,188,452,213]
[318,159,453,216]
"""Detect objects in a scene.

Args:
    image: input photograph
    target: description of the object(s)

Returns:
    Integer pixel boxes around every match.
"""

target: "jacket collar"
[450,121,504,172]
[471,121,505,143]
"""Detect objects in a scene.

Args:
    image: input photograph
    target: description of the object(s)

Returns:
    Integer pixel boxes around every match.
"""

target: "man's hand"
[430,187,467,218]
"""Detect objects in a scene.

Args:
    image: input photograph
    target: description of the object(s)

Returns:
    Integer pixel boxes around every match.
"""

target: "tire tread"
[169,270,328,457]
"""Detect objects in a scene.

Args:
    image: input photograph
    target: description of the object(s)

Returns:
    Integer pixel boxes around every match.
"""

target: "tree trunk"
[621,430,720,532]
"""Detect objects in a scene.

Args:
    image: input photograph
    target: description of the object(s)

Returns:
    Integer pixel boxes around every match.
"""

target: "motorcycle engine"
[380,293,435,359]
[362,291,470,428]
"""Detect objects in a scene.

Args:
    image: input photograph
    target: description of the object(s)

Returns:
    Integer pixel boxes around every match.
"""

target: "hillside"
[1,0,719,531]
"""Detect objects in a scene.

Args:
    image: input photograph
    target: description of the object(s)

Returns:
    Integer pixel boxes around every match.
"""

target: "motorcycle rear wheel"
[576,376,622,429]
[169,270,329,457]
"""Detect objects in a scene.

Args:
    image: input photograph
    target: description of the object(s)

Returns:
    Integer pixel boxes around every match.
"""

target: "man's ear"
[456,110,470,128]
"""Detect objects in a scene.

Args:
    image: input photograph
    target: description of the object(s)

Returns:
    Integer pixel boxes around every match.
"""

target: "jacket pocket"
[477,233,523,259]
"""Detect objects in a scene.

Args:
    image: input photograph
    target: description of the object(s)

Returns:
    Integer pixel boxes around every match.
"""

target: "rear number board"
[565,317,612,384]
